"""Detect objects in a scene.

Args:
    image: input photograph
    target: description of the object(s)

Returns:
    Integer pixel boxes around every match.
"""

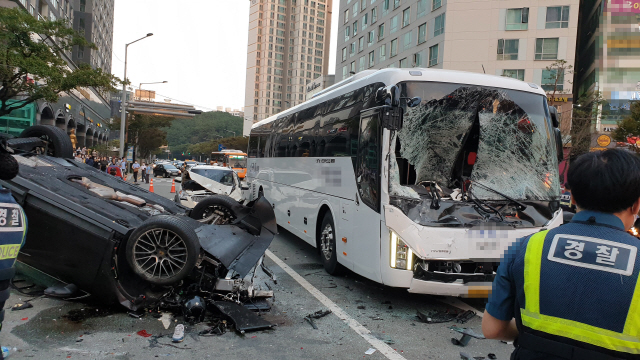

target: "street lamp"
[119,33,154,158]
[226,130,236,137]
[139,80,168,91]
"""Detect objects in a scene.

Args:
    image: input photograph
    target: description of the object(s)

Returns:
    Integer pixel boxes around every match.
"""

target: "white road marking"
[265,250,407,360]
[438,297,484,318]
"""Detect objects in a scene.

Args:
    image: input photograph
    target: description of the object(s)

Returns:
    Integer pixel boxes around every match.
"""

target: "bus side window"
[248,135,259,158]
[356,114,381,212]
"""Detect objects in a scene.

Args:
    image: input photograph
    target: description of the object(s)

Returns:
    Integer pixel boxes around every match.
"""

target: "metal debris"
[304,309,332,329]
[450,326,485,347]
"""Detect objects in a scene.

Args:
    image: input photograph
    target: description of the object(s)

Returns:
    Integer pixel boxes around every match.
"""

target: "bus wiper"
[470,181,527,211]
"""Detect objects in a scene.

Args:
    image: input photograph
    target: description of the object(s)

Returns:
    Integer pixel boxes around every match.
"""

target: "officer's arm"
[482,311,518,341]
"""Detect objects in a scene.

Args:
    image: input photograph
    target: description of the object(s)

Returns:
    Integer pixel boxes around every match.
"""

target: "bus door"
[349,109,383,281]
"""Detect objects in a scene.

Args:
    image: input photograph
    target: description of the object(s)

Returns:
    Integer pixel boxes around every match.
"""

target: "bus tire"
[318,212,343,275]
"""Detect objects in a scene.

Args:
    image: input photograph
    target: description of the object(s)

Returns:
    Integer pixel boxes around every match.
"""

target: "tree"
[545,59,573,106]
[186,136,249,156]
[0,7,119,117]
[612,101,640,151]
[165,111,243,147]
[111,114,174,161]
[569,90,604,160]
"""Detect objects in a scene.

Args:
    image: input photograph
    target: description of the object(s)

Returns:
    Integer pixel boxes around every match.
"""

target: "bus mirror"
[549,106,559,128]
[555,128,564,162]
[376,85,401,107]
[381,106,403,131]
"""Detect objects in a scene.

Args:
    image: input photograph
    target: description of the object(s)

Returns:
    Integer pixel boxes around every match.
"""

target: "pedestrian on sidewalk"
[132,161,140,183]
[140,162,147,183]
[119,157,126,176]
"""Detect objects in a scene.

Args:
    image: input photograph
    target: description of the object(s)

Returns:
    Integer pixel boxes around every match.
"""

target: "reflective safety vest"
[521,230,640,357]
[0,190,27,281]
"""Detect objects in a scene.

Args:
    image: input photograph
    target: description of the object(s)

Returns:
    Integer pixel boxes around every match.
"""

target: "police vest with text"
[0,199,26,281]
[518,228,640,359]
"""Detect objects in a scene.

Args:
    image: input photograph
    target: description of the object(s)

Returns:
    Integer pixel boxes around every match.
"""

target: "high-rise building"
[243,0,333,135]
[335,0,578,106]
[71,0,114,74]
[574,0,640,136]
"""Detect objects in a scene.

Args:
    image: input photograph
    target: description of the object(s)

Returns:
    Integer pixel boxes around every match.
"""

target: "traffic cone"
[149,178,154,193]
[170,179,176,193]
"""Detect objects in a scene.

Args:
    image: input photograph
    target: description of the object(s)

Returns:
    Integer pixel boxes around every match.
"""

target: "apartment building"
[71,0,114,74]
[335,0,578,100]
[243,0,334,135]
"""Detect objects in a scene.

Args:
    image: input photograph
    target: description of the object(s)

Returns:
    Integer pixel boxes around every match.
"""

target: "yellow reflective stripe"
[524,230,548,313]
[521,308,640,354]
[624,274,640,336]
[0,244,21,260]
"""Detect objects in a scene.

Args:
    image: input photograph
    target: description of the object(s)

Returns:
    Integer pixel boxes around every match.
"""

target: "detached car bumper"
[408,278,492,298]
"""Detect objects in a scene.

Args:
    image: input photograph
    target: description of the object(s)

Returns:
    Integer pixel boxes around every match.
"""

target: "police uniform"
[0,189,27,336]
[486,211,640,360]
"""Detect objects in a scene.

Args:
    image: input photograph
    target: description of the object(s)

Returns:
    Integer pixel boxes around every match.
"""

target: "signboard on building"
[135,90,156,101]
[126,146,134,162]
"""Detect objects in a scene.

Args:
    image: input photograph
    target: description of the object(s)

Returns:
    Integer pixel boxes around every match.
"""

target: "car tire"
[20,125,73,159]
[189,195,238,225]
[125,216,200,286]
[318,212,343,275]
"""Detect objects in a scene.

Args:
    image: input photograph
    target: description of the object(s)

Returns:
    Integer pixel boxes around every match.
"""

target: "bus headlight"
[390,231,413,270]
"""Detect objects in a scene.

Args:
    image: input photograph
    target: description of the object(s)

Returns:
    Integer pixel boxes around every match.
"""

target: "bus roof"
[251,68,548,131]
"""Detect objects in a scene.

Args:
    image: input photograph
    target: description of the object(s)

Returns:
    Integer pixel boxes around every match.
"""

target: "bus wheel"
[319,212,343,275]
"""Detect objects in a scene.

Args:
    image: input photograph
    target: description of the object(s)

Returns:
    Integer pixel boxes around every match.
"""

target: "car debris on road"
[304,309,332,329]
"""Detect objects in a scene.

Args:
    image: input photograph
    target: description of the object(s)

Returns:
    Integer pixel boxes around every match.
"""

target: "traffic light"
[182,152,184,155]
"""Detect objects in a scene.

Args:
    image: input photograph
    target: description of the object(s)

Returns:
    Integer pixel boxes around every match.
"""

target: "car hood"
[189,171,234,194]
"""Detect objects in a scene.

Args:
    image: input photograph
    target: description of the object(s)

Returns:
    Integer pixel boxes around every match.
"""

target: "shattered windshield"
[389,82,560,228]
[191,168,234,186]
[395,82,559,201]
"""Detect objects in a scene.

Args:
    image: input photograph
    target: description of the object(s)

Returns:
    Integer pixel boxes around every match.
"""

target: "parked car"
[154,163,180,177]
[175,165,245,210]
[0,125,277,311]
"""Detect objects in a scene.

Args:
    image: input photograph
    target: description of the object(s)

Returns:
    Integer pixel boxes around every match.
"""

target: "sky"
[111,0,339,113]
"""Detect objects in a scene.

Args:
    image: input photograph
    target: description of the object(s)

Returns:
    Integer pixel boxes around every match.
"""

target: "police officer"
[0,139,27,360]
[483,148,640,359]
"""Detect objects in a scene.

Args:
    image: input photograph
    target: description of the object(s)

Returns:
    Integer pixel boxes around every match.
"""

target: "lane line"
[265,250,407,360]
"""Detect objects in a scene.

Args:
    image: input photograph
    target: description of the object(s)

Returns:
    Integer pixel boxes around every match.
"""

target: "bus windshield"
[228,155,247,169]
[390,82,560,226]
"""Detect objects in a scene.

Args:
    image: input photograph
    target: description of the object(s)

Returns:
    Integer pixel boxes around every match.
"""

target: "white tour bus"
[245,68,564,297]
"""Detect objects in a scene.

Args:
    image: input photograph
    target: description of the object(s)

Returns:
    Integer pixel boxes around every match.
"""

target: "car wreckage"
[0,125,277,329]
[176,165,244,208]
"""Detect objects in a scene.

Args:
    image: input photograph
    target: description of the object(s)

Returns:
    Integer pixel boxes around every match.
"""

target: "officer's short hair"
[567,149,640,213]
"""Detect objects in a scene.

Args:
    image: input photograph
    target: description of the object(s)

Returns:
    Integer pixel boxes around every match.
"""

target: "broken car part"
[212,301,275,333]
[450,325,485,347]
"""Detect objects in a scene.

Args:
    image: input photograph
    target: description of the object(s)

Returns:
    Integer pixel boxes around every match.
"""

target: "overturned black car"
[0,126,277,312]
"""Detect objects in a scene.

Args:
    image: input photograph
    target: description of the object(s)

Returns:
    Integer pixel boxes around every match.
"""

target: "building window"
[359,56,365,71]
[402,8,411,27]
[394,0,401,9]
[390,38,398,57]
[350,61,356,73]
[368,30,375,45]
[502,69,525,81]
[542,69,564,91]
[363,13,369,30]
[343,65,349,79]
[350,42,356,54]
[344,9,349,23]
[497,39,519,60]
[383,0,390,15]
[342,47,347,61]
[345,26,351,41]
[428,44,439,66]
[371,7,377,23]
[390,15,399,33]
[403,31,412,51]
[418,23,427,44]
[361,0,367,10]
[417,0,428,17]
[380,44,387,61]
[432,0,441,11]
[353,1,359,15]
[546,6,569,28]
[506,8,529,30]
[535,38,559,60]
[434,13,445,36]
[359,36,365,52]
[378,23,385,40]
[399,57,408,68]
[354,20,359,35]
[78,45,84,59]
[414,52,422,67]
[369,51,375,67]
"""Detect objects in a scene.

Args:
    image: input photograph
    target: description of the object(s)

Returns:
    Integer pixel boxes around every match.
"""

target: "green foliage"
[0,7,120,117]
[187,136,249,155]
[165,111,243,157]
[112,114,174,160]
[612,102,640,142]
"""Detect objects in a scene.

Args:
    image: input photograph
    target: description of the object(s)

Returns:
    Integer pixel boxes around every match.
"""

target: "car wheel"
[189,195,238,225]
[318,212,343,275]
[125,216,200,286]
[20,125,73,159]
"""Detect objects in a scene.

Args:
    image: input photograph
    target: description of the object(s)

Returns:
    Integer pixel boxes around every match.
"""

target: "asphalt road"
[1,175,515,359]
